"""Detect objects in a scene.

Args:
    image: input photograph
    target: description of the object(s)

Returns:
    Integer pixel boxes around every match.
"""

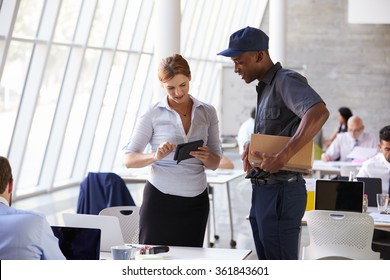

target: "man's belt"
[250,175,299,185]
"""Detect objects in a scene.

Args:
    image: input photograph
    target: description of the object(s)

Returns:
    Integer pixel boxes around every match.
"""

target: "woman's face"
[337,112,345,124]
[162,74,191,105]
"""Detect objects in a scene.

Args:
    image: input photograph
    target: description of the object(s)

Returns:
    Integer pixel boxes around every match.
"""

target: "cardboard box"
[248,134,314,174]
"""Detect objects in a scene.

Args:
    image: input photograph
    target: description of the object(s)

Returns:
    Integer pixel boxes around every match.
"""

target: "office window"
[0,41,32,156]
[0,0,266,199]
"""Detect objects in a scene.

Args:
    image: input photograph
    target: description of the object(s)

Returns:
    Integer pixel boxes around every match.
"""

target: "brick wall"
[262,0,390,141]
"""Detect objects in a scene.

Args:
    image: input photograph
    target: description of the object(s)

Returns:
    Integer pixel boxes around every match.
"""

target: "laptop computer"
[62,213,124,252]
[332,176,382,207]
[315,180,365,213]
[51,226,101,260]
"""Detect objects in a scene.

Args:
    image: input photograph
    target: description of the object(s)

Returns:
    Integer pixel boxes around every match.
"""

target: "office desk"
[312,160,361,178]
[205,169,246,247]
[116,168,246,248]
[100,245,252,260]
[367,207,390,229]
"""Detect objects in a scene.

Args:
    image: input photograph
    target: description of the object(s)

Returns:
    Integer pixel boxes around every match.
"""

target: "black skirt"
[139,181,209,247]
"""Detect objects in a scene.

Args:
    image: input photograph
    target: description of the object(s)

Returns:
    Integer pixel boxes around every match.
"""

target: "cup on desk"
[376,193,389,214]
[111,245,135,260]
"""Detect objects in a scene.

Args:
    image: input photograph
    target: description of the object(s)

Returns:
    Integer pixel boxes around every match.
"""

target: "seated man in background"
[357,125,390,194]
[321,115,377,162]
[0,156,65,260]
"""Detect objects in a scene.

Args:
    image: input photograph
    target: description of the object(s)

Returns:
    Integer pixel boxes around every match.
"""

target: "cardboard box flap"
[248,134,314,173]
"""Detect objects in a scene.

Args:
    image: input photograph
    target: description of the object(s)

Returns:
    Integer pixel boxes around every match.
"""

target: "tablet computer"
[173,140,204,164]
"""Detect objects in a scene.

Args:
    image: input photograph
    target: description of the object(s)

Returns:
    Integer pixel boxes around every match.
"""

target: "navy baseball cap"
[217,26,269,57]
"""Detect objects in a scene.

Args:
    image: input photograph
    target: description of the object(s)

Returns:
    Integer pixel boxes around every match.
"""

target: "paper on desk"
[346,147,377,160]
[369,212,390,223]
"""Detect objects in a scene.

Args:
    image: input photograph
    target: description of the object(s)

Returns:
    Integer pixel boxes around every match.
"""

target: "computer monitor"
[315,180,365,213]
[62,213,124,252]
[51,226,101,260]
[331,176,382,207]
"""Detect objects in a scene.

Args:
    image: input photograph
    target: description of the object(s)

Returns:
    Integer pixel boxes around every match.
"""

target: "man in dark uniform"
[218,26,329,259]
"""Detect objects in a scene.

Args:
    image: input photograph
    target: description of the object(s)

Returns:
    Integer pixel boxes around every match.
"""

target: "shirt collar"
[259,62,282,86]
[0,196,9,206]
[379,153,390,169]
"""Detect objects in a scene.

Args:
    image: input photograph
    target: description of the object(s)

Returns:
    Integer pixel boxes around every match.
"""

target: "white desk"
[367,207,390,229]
[205,169,246,247]
[312,160,361,178]
[116,168,246,248]
[100,245,252,260]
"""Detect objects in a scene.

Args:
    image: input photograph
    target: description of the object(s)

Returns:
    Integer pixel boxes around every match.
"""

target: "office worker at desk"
[123,54,222,247]
[357,125,390,194]
[218,26,329,260]
[322,106,353,149]
[321,115,377,162]
[0,156,65,260]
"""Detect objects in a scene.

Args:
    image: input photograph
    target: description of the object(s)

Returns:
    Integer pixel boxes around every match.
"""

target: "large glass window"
[0,40,33,156]
[0,0,265,199]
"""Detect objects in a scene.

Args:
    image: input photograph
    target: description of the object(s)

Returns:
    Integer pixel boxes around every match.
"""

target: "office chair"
[302,210,380,260]
[372,229,390,260]
[77,172,136,215]
[99,206,140,244]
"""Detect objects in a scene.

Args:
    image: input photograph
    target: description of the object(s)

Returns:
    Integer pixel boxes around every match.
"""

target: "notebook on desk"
[332,176,382,207]
[51,226,101,260]
[315,180,365,213]
[62,213,124,252]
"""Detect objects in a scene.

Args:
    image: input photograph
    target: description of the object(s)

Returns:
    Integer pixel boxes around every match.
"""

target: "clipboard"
[173,140,204,164]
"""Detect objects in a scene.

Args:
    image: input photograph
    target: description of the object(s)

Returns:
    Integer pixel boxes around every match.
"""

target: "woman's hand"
[190,146,211,163]
[154,142,176,161]
[190,146,220,170]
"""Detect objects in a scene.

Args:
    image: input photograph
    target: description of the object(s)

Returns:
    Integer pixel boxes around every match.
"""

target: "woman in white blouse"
[123,54,222,247]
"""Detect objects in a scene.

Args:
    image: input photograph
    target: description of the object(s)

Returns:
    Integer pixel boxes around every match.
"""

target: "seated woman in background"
[323,107,353,149]
[218,155,234,169]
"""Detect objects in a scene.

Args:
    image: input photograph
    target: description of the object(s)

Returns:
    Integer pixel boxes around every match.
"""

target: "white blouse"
[124,95,222,197]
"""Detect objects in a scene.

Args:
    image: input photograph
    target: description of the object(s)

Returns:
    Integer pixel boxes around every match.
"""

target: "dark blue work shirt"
[254,62,323,136]
[250,62,324,179]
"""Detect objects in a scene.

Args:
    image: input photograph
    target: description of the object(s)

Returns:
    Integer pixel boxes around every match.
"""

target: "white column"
[269,0,286,66]
[153,0,181,102]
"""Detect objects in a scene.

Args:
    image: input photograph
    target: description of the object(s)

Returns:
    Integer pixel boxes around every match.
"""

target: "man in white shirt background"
[357,125,390,194]
[321,115,377,162]
[0,156,65,260]
[236,107,256,155]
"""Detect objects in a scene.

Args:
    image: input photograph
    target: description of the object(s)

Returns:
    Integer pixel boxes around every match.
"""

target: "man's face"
[231,52,260,84]
[379,140,390,163]
[348,122,364,140]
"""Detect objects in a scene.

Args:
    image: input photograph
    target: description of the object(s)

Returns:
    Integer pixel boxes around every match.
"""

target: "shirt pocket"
[260,107,280,120]
[258,107,282,134]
